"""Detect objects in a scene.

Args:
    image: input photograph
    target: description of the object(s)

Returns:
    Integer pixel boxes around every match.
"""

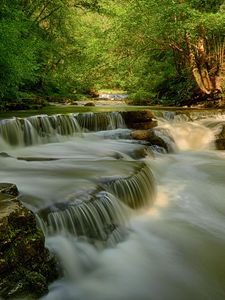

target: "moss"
[0,184,58,299]
[0,268,48,299]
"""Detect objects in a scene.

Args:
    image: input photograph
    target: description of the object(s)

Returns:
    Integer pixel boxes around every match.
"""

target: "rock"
[89,89,99,98]
[0,183,57,299]
[122,110,155,122]
[121,110,157,129]
[215,124,225,150]
[0,182,19,196]
[130,120,158,130]
[65,100,78,105]
[131,129,172,152]
[71,101,78,105]
[84,102,95,107]
[0,152,12,158]
[130,147,154,159]
[17,157,59,162]
[131,130,152,140]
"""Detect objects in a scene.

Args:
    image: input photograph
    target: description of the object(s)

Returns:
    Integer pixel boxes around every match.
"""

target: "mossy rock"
[0,183,58,299]
[0,183,19,196]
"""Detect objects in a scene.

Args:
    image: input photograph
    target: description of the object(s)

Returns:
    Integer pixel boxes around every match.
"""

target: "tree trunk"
[185,32,212,94]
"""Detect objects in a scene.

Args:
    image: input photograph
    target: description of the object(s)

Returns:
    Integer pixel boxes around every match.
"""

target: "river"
[0,110,225,300]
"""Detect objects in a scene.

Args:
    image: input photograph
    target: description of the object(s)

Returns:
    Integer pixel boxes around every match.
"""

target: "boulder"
[131,130,152,141]
[131,129,172,153]
[0,183,57,299]
[121,110,157,129]
[215,124,225,150]
[130,120,158,130]
[84,102,95,107]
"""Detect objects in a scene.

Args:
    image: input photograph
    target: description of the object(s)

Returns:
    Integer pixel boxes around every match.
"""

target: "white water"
[42,150,225,300]
[0,111,225,299]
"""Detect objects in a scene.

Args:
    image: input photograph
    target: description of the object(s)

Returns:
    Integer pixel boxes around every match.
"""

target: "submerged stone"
[0,183,57,299]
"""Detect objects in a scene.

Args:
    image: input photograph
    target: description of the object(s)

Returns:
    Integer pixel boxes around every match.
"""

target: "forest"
[0,0,225,107]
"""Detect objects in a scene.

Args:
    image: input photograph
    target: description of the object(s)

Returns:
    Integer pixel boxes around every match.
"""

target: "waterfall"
[36,191,128,243]
[75,112,126,131]
[0,118,33,146]
[102,163,156,209]
[1,109,225,300]
[0,112,126,149]
[156,111,225,151]
[36,162,155,242]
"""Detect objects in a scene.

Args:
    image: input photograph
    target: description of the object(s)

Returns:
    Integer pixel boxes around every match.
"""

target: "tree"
[106,0,225,104]
[0,0,40,100]
[0,0,106,101]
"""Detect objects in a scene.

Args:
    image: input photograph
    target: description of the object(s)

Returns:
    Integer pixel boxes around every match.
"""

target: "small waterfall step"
[36,162,156,243]
[0,112,127,147]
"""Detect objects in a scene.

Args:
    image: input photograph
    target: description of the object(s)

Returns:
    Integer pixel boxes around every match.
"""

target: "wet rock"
[131,130,152,141]
[130,147,154,159]
[130,120,158,130]
[215,124,225,150]
[122,110,155,122]
[17,156,60,162]
[0,182,19,196]
[131,129,173,153]
[0,183,57,299]
[0,152,12,158]
[84,102,95,107]
[121,110,157,129]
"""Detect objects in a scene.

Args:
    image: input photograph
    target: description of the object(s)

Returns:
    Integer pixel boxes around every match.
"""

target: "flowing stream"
[0,110,225,300]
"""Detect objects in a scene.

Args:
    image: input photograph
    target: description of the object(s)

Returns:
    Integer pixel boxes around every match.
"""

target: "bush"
[127,89,154,105]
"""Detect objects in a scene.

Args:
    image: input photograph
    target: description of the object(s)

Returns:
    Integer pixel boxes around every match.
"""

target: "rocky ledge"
[0,183,57,299]
[121,110,158,130]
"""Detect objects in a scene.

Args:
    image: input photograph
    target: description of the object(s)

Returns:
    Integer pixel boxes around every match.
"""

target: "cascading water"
[0,110,225,300]
[0,112,126,149]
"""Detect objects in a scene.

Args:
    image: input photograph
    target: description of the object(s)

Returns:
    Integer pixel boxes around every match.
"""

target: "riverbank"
[0,90,225,123]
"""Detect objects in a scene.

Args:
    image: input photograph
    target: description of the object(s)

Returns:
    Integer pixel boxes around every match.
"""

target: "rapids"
[0,110,225,300]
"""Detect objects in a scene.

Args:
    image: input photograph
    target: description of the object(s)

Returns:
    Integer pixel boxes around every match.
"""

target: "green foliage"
[0,0,224,106]
[104,0,225,105]
[189,0,225,12]
[0,0,107,103]
[0,3,39,99]
[127,89,154,106]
